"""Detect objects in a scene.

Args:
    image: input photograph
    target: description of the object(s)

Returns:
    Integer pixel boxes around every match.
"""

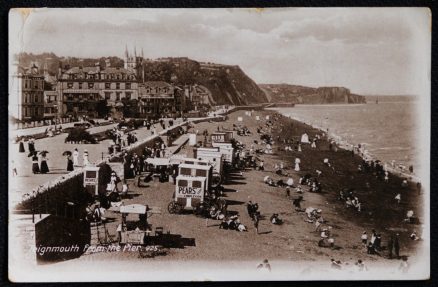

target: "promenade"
[9,118,184,204]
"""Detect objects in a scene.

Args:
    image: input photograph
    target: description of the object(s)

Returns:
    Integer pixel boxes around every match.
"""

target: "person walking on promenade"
[40,152,49,174]
[19,139,25,153]
[31,153,40,174]
[83,150,90,166]
[66,154,74,171]
[11,160,18,177]
[28,138,35,153]
[73,148,79,166]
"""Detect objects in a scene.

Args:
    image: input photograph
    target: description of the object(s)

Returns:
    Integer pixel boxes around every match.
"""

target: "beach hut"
[301,133,310,143]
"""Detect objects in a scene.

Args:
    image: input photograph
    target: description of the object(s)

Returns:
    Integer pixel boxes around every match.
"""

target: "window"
[178,180,188,187]
[105,92,111,100]
[105,83,110,89]
[192,181,202,188]
[78,82,83,89]
[79,95,83,100]
[67,82,73,89]
[24,93,28,104]
[116,83,120,89]
[180,168,191,176]
[195,170,207,177]
[126,83,131,89]
[88,82,94,89]
[126,92,132,99]
[116,92,121,101]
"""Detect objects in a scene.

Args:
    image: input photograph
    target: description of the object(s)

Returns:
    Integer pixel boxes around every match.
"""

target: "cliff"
[142,58,268,105]
[259,84,366,104]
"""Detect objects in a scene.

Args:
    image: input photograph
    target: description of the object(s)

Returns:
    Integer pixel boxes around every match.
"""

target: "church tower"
[123,45,144,82]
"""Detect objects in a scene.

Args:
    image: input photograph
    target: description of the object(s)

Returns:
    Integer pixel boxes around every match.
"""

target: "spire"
[134,46,137,57]
[125,44,129,58]
[141,48,144,58]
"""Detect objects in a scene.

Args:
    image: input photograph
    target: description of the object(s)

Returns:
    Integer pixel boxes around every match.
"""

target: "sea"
[269,99,420,174]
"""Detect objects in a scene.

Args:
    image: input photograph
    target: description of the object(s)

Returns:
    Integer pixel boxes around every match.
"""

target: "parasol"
[62,151,72,156]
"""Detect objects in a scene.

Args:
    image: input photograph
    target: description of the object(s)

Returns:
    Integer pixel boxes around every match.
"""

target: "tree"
[95,100,109,118]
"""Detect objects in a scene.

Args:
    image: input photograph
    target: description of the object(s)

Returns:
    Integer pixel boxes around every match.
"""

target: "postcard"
[8,7,431,281]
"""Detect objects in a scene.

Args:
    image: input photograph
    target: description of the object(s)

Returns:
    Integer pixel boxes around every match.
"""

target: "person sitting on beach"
[346,196,354,208]
[355,259,368,272]
[316,170,323,177]
[276,179,287,187]
[330,259,342,270]
[292,196,303,210]
[361,231,368,246]
[315,216,325,232]
[410,231,419,241]
[237,222,248,232]
[257,160,265,171]
[395,193,401,204]
[338,190,345,201]
[264,176,277,187]
[352,196,362,212]
[367,242,380,255]
[270,213,283,225]
[404,210,415,223]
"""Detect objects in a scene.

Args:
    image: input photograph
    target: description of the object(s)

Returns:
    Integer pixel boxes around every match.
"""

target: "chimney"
[95,62,101,72]
[105,58,111,68]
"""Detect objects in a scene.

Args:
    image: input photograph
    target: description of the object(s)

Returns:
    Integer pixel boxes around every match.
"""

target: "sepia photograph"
[8,7,431,281]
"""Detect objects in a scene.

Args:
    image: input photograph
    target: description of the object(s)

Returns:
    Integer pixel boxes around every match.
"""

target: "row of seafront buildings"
[10,50,211,124]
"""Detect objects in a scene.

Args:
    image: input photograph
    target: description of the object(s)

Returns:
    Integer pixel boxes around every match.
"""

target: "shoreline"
[267,107,421,183]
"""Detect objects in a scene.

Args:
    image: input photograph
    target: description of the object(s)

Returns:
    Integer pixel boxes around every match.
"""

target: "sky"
[9,8,431,95]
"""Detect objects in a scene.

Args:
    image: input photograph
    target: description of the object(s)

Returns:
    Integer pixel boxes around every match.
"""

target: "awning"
[145,157,170,166]
[120,204,147,214]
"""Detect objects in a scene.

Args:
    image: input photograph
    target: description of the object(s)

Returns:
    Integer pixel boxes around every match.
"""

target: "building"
[57,61,138,119]
[137,81,190,117]
[43,90,59,120]
[10,63,45,122]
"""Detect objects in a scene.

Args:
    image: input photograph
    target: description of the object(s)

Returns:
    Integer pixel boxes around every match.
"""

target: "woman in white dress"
[294,157,301,171]
[83,150,90,166]
[73,148,79,166]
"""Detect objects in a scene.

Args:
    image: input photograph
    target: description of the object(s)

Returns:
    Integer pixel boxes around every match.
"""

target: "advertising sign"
[176,186,203,199]
[211,133,226,143]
